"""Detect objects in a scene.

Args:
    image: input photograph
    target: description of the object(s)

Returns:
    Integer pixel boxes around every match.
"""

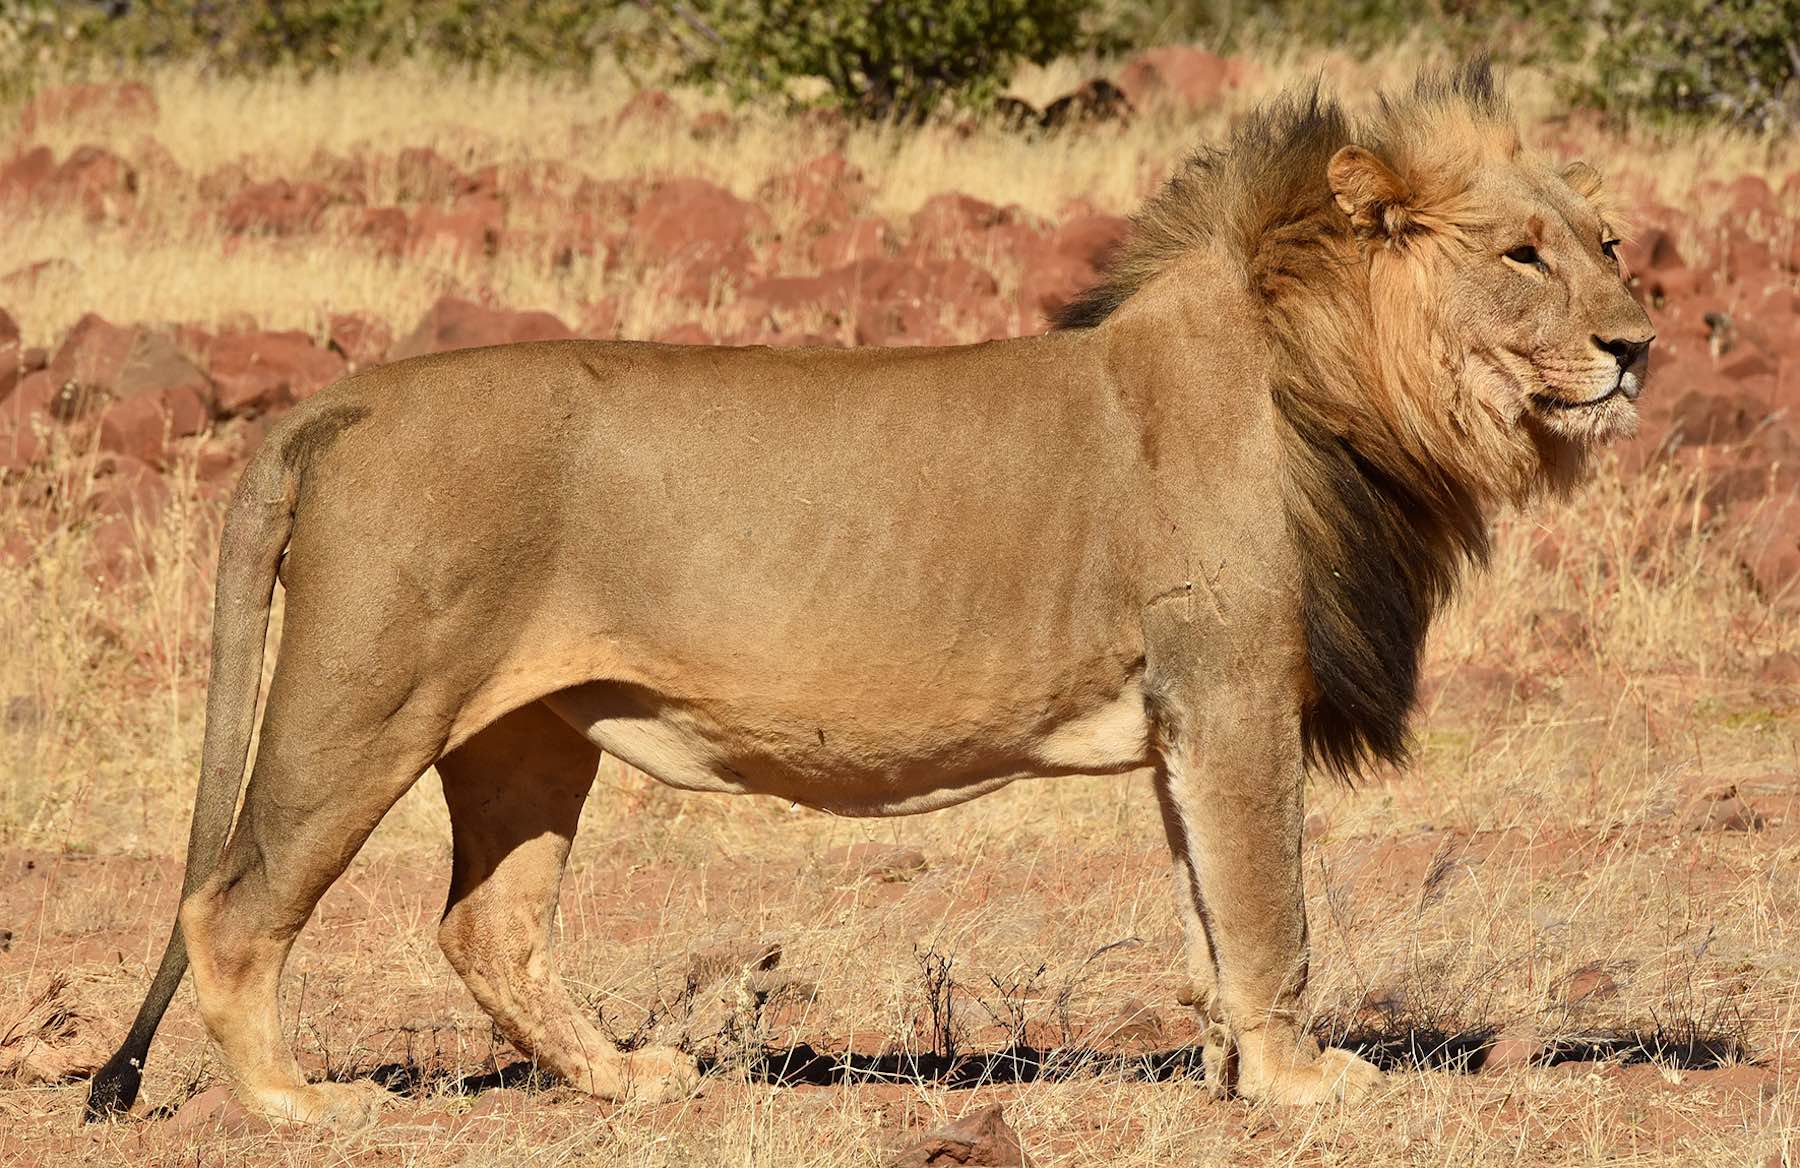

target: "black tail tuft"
[83,1042,146,1121]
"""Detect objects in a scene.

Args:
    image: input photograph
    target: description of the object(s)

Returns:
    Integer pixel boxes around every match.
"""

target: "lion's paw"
[246,1079,388,1129]
[1246,1045,1385,1106]
[620,1047,702,1104]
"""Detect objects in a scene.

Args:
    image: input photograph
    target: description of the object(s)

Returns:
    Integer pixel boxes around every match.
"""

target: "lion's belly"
[541,676,1152,816]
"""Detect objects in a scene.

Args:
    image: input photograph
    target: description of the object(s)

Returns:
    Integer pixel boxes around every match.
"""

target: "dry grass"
[0,50,1796,1168]
[3,46,1796,348]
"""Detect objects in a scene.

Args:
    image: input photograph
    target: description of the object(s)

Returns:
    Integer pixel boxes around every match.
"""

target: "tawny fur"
[88,62,1652,1126]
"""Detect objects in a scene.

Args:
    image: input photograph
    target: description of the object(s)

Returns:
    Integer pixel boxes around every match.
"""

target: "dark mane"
[1059,60,1530,779]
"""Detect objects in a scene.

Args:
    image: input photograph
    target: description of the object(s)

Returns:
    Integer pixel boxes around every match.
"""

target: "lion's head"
[1324,73,1653,472]
[1055,61,1654,776]
[1057,60,1653,502]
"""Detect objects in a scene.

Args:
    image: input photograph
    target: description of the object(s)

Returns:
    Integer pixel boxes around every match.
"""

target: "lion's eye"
[1601,239,1620,260]
[1504,244,1542,267]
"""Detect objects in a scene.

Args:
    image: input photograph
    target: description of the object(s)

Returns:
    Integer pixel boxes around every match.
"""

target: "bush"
[659,0,1107,120]
[0,0,629,83]
[1583,0,1800,132]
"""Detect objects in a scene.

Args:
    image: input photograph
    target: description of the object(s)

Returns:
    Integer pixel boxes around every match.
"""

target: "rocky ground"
[0,48,1796,1167]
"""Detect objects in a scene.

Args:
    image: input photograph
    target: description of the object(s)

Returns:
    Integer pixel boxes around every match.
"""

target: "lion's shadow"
[356,1022,1748,1099]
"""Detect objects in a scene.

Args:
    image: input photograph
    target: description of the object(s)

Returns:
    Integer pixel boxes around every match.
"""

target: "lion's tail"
[84,444,297,1121]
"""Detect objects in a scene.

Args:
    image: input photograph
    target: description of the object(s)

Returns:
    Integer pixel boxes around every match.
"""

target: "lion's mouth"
[1531,369,1641,412]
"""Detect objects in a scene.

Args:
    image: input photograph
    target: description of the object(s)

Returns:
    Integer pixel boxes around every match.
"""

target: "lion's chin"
[1529,390,1639,446]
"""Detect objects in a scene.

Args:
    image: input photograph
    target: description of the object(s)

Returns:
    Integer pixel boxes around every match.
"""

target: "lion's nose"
[1595,334,1653,371]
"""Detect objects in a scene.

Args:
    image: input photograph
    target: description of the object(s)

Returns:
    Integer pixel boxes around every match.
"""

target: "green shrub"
[1583,0,1799,132]
[660,0,1108,120]
[0,0,629,83]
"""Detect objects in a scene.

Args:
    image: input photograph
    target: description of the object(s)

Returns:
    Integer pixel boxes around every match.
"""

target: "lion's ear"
[1328,145,1415,240]
[1560,160,1602,199]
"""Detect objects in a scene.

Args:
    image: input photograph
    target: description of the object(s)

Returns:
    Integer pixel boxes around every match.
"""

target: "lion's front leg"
[1154,689,1383,1106]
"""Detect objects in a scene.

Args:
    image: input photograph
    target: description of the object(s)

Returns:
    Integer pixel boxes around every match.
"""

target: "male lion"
[88,62,1651,1125]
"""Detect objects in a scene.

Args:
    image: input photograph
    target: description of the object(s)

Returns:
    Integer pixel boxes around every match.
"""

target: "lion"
[85,61,1651,1126]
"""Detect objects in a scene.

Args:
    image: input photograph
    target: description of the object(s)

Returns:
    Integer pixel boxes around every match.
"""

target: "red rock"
[47,314,140,419]
[743,273,839,316]
[580,299,621,339]
[1684,785,1765,832]
[196,161,252,203]
[116,332,212,404]
[166,1084,271,1138]
[1089,997,1164,1048]
[1117,47,1257,110]
[19,82,157,135]
[909,192,1008,242]
[209,331,347,416]
[0,370,53,473]
[889,1103,1032,1168]
[0,309,17,401]
[759,152,870,222]
[353,205,411,259]
[690,110,735,141]
[1561,963,1618,1007]
[410,194,505,260]
[849,258,1000,345]
[389,297,575,362]
[19,347,44,373]
[0,146,54,202]
[809,217,894,268]
[616,89,679,128]
[1724,174,1777,220]
[1480,1028,1540,1073]
[0,258,72,294]
[571,176,649,222]
[99,388,207,467]
[90,455,172,524]
[36,145,138,223]
[1017,250,1098,327]
[1053,213,1130,268]
[327,313,393,370]
[221,178,340,236]
[392,146,466,203]
[629,178,768,300]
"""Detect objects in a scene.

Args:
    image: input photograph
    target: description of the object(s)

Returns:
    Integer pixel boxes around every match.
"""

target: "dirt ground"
[0,45,1797,1168]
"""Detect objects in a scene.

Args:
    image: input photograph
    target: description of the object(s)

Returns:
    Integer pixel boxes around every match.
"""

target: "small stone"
[888,1103,1032,1168]
[1480,1028,1539,1073]
[168,1085,271,1137]
[686,932,783,988]
[1684,785,1765,833]
[1089,997,1164,1048]
[1562,962,1618,1007]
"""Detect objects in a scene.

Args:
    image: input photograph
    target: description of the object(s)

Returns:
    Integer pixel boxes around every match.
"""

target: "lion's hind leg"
[436,701,699,1104]
[178,676,441,1127]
